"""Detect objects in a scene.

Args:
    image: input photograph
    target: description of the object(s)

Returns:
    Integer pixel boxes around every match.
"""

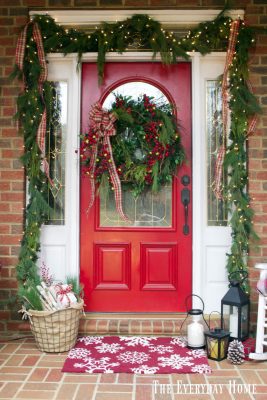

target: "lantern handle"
[208,311,225,330]
[185,294,205,313]
[228,270,248,284]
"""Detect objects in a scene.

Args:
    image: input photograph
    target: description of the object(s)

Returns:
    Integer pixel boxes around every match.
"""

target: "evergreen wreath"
[80,95,184,198]
[11,5,266,298]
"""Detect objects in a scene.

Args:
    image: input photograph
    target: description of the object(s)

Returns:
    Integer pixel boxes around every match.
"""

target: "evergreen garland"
[12,9,265,298]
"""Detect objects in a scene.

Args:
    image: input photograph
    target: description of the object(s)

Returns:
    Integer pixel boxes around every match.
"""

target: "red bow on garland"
[55,284,73,308]
[15,21,53,186]
[87,102,129,222]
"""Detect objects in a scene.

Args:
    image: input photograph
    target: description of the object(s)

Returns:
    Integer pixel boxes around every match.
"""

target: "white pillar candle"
[187,320,204,348]
[229,313,238,338]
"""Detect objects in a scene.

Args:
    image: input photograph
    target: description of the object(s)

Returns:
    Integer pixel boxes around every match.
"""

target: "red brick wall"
[0,0,266,334]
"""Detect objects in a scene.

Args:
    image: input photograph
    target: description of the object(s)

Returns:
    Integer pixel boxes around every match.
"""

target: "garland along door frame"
[80,62,192,312]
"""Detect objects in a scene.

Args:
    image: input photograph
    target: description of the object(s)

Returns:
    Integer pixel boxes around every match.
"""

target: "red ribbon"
[15,21,53,186]
[55,284,73,307]
[213,20,240,200]
[87,102,129,222]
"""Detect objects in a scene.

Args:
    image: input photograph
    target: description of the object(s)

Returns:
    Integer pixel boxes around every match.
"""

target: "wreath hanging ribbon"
[87,102,129,222]
[15,22,53,186]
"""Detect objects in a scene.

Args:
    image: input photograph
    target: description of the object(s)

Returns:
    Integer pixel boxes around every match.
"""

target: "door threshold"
[79,313,188,336]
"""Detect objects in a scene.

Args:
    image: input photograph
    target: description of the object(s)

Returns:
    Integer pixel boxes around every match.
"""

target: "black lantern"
[205,328,230,361]
[221,271,250,341]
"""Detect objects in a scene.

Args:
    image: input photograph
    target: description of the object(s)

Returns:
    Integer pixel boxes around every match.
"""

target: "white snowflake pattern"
[95,342,125,354]
[158,354,194,370]
[187,349,206,359]
[191,364,212,374]
[68,348,91,359]
[74,356,120,373]
[148,345,174,354]
[78,336,103,345]
[117,351,150,365]
[131,365,160,374]
[119,336,156,347]
[170,336,188,347]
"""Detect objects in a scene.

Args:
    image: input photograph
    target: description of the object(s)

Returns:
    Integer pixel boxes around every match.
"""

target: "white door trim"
[41,51,231,312]
[30,9,244,27]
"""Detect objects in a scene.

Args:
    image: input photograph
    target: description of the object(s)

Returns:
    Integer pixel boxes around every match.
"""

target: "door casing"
[40,51,232,312]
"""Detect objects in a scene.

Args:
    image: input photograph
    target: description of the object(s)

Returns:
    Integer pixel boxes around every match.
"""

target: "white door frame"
[38,8,243,312]
[41,51,231,312]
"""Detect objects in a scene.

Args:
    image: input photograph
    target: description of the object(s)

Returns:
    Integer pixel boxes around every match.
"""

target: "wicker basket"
[28,300,84,353]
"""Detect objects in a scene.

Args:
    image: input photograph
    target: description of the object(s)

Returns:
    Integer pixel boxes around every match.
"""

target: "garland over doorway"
[13,7,262,296]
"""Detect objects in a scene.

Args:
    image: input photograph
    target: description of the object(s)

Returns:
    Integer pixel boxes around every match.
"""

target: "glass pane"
[100,184,172,227]
[206,80,227,226]
[100,82,172,228]
[102,82,169,109]
[241,304,249,338]
[45,81,67,225]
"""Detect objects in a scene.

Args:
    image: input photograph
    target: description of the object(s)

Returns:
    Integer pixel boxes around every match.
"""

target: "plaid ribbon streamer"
[15,22,53,185]
[213,20,240,200]
[87,102,129,222]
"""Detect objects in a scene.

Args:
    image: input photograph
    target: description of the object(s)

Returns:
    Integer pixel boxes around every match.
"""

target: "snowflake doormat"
[62,336,212,374]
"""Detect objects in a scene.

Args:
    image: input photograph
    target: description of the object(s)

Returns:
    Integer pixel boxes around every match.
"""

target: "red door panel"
[80,62,192,312]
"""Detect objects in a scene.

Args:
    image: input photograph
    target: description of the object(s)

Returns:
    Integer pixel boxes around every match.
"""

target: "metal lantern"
[221,271,250,341]
[205,327,230,361]
[181,295,209,349]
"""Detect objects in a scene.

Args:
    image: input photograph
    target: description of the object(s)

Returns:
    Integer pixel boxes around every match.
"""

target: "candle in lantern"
[210,339,225,359]
[187,317,204,348]
[230,312,238,338]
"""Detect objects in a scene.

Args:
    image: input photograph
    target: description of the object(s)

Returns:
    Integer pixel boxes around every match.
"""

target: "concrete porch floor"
[0,337,266,400]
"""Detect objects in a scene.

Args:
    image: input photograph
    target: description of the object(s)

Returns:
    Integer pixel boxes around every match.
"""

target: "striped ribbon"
[213,19,240,200]
[88,102,129,222]
[15,22,53,186]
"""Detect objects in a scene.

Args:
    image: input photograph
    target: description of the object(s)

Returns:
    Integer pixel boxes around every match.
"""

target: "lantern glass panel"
[222,304,239,338]
[241,304,249,338]
[205,335,229,361]
[222,304,230,331]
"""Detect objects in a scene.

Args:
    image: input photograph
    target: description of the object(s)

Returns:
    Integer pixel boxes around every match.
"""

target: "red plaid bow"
[55,284,73,307]
[15,21,53,186]
[87,102,129,222]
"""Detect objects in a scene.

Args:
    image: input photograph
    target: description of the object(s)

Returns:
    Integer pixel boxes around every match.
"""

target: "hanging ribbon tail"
[246,80,258,137]
[213,145,226,200]
[15,20,53,186]
[87,102,130,222]
[213,19,240,199]
[105,136,130,223]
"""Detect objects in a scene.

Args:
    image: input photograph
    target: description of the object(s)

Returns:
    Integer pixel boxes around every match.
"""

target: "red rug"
[62,336,211,374]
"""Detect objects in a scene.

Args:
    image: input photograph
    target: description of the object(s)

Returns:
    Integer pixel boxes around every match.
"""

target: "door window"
[100,81,173,228]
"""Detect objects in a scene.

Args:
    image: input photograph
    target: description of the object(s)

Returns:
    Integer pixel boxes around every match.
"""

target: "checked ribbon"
[213,19,258,199]
[15,21,53,186]
[87,102,129,222]
[213,19,240,200]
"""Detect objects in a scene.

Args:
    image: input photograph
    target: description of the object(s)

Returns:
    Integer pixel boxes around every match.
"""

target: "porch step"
[79,313,186,335]
[78,313,221,336]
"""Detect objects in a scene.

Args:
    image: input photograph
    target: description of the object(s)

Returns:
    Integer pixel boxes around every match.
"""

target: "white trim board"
[29,9,244,27]
[41,51,231,313]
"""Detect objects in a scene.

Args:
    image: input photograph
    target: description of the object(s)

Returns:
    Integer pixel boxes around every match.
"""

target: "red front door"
[80,62,192,312]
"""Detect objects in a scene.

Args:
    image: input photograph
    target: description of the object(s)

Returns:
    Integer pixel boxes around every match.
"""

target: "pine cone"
[227,340,245,364]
